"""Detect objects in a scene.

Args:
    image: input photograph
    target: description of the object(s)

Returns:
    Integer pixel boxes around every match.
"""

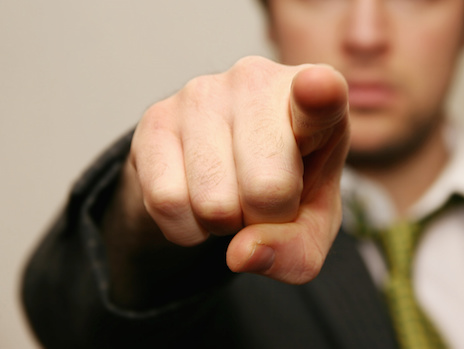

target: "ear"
[267,21,277,45]
[262,1,284,62]
[264,5,280,52]
[265,16,283,62]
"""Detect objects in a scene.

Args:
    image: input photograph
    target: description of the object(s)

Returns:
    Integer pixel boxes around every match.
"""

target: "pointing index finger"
[290,65,349,157]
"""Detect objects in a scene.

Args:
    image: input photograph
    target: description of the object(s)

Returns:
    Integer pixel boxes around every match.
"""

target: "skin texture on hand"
[123,56,350,286]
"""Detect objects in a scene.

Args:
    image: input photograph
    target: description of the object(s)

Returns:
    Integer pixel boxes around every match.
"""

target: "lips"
[347,81,396,109]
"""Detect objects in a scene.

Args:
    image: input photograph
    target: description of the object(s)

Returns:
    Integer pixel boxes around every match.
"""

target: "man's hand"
[127,56,350,285]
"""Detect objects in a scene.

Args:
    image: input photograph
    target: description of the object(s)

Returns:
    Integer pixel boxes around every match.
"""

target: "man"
[22,0,464,348]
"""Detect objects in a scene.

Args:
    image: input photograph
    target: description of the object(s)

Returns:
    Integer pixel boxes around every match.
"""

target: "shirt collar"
[341,121,464,232]
[409,123,464,220]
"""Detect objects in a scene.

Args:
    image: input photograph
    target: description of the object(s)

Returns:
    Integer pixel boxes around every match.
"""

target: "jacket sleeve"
[20,129,232,349]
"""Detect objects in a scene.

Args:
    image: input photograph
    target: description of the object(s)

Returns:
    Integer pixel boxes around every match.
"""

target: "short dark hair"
[258,0,269,8]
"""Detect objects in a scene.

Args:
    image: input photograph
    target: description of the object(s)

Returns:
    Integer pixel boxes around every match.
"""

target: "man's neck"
[355,122,450,217]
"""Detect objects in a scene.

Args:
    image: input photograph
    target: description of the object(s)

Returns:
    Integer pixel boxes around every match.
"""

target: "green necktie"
[379,220,446,349]
[350,195,463,349]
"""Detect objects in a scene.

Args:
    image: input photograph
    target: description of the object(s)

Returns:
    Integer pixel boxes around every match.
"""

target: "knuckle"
[177,74,229,118]
[143,102,162,120]
[165,230,208,247]
[144,190,190,220]
[286,237,325,285]
[193,197,239,224]
[229,56,279,91]
[242,173,302,213]
[142,99,172,123]
[181,74,222,104]
[300,248,324,282]
[291,257,324,285]
[184,75,210,96]
[136,99,175,142]
[233,55,273,73]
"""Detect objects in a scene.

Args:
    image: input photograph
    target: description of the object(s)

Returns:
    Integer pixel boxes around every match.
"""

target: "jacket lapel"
[303,231,399,348]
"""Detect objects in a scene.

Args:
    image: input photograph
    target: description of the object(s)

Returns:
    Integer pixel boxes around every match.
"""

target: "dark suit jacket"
[21,131,398,348]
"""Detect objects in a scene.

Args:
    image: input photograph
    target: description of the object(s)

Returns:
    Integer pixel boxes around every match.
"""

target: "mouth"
[347,81,397,110]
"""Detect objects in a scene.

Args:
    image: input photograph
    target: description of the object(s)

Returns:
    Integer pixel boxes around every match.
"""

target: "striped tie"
[349,195,464,349]
[379,220,446,348]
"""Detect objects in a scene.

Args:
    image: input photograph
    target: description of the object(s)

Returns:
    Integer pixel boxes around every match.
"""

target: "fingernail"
[242,244,275,273]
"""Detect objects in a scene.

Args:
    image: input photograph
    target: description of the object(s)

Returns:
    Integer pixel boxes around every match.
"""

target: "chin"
[347,146,410,169]
[347,105,445,170]
[348,113,420,169]
[348,129,401,168]
[347,126,433,170]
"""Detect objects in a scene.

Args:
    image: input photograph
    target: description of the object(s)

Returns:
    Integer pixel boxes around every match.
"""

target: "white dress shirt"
[341,123,464,348]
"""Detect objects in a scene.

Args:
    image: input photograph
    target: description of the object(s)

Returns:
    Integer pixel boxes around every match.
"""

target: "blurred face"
[268,0,464,167]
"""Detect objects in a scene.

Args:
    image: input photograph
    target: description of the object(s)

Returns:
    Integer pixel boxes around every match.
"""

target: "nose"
[343,0,389,60]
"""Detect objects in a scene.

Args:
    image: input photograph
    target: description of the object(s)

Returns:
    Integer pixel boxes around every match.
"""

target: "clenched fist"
[111,56,350,287]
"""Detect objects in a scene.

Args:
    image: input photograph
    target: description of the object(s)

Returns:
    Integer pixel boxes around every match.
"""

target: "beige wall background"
[1,1,463,348]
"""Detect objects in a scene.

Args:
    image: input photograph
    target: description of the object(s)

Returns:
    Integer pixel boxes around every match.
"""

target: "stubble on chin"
[346,111,444,171]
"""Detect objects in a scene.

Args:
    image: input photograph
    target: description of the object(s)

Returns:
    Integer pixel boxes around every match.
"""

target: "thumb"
[290,64,349,157]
